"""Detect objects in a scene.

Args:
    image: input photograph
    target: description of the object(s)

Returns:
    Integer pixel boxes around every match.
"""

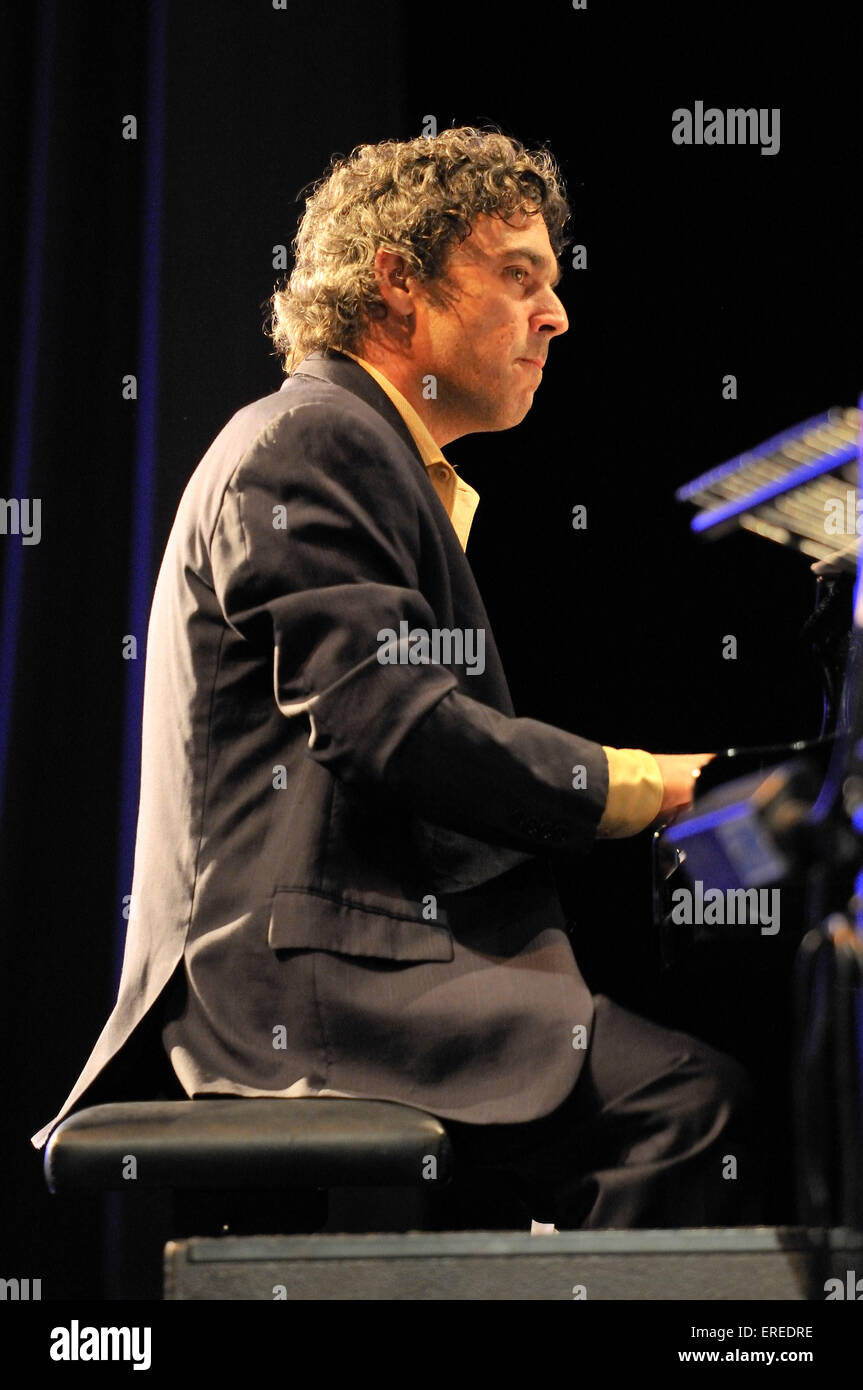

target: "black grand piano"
[656,399,863,1232]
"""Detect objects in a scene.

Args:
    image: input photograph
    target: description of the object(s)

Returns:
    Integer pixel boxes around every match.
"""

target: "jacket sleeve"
[210,401,610,855]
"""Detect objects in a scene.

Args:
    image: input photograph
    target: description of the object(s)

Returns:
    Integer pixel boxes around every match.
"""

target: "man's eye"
[507,267,527,283]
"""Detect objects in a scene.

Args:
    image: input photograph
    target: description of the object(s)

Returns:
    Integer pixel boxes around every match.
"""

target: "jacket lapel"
[284,349,427,476]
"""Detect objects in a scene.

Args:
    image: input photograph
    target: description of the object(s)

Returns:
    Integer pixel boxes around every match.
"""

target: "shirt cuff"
[597,746,664,839]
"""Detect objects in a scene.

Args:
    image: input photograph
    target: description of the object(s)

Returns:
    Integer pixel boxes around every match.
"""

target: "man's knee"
[587,997,758,1149]
[679,1042,757,1142]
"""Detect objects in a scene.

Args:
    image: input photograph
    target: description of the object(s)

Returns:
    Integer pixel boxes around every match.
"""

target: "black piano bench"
[44,1097,456,1250]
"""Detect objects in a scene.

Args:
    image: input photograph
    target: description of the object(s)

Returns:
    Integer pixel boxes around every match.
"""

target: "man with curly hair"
[32,127,761,1232]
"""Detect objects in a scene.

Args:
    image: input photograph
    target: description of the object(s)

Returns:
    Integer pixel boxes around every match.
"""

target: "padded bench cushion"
[44,1098,453,1192]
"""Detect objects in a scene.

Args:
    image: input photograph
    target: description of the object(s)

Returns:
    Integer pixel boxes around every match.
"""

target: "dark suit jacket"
[31,349,610,1149]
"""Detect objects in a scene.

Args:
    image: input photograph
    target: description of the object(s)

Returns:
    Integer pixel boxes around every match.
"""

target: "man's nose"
[535,292,568,338]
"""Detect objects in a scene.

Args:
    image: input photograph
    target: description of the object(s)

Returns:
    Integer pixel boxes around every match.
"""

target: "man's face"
[410,207,568,439]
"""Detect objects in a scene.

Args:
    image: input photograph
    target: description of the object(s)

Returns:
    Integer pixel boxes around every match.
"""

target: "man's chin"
[485,396,534,432]
[461,392,533,435]
[502,400,533,430]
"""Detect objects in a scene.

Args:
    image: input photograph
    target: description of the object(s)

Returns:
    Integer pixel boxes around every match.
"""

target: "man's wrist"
[597,747,664,839]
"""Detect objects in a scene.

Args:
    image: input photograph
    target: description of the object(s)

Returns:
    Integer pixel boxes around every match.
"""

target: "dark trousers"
[426,993,765,1231]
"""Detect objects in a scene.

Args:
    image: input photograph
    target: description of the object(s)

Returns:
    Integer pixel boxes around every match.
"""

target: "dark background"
[2,0,861,1298]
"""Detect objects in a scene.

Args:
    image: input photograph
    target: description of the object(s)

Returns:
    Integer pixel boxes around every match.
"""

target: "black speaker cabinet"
[164,1226,863,1300]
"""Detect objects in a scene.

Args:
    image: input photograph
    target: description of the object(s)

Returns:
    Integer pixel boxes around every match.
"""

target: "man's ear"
[374,249,415,316]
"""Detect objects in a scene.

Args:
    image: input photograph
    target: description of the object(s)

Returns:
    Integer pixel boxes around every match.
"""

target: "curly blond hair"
[267,125,570,373]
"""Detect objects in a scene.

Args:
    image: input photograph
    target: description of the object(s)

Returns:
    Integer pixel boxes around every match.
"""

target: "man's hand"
[650,752,716,826]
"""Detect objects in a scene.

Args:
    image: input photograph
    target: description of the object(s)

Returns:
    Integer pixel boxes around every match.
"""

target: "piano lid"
[676,405,862,571]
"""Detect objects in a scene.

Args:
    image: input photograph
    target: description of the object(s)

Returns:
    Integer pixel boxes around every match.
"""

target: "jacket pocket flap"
[267,888,454,962]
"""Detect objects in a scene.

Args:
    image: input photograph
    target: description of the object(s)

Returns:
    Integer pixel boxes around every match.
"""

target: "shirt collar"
[338,350,480,552]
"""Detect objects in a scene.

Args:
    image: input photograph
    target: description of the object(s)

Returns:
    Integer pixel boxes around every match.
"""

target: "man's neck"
[349,343,460,447]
